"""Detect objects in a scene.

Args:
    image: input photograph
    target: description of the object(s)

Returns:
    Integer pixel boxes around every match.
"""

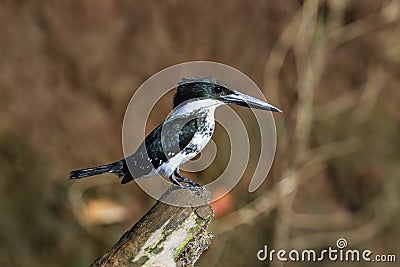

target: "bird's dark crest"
[178,77,226,87]
[173,77,227,108]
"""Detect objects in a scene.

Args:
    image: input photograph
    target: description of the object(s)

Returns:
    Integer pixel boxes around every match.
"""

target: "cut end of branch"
[91,186,214,267]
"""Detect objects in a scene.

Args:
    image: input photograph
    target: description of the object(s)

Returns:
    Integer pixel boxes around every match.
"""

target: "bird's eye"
[214,85,223,94]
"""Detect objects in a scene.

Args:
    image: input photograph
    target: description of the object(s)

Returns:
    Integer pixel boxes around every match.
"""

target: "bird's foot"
[177,176,203,188]
[172,169,204,190]
[169,174,192,188]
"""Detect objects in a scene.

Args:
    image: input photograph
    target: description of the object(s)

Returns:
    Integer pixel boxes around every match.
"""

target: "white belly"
[156,118,215,178]
[154,100,221,179]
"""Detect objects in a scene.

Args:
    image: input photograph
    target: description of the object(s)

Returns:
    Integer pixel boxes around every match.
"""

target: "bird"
[69,77,282,188]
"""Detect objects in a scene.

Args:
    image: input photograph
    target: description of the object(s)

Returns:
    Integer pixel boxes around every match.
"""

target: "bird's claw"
[170,169,204,190]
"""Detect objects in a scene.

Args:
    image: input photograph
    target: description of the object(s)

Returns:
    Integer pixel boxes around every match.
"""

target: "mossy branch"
[90,187,214,267]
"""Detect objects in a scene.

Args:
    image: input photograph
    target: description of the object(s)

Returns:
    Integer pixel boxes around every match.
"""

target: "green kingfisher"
[70,77,281,188]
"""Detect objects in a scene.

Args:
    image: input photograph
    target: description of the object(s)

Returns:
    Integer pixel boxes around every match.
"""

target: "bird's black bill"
[222,91,282,112]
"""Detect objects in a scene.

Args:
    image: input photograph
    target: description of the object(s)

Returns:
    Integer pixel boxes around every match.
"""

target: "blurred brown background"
[1,0,400,266]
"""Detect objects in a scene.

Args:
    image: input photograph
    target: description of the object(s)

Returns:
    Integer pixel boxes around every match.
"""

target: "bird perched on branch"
[70,77,281,188]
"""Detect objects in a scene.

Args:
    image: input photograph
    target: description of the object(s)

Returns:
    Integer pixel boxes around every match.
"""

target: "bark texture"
[91,186,214,267]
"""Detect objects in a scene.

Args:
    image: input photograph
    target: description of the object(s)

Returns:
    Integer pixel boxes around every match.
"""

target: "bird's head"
[173,77,282,112]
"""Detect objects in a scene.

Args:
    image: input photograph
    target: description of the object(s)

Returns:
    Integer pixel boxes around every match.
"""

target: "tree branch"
[90,187,214,267]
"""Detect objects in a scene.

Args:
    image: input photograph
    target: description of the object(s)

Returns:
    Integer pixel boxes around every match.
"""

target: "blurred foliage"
[1,0,400,266]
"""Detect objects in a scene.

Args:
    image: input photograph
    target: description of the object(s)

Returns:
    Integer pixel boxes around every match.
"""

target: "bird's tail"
[69,161,125,180]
